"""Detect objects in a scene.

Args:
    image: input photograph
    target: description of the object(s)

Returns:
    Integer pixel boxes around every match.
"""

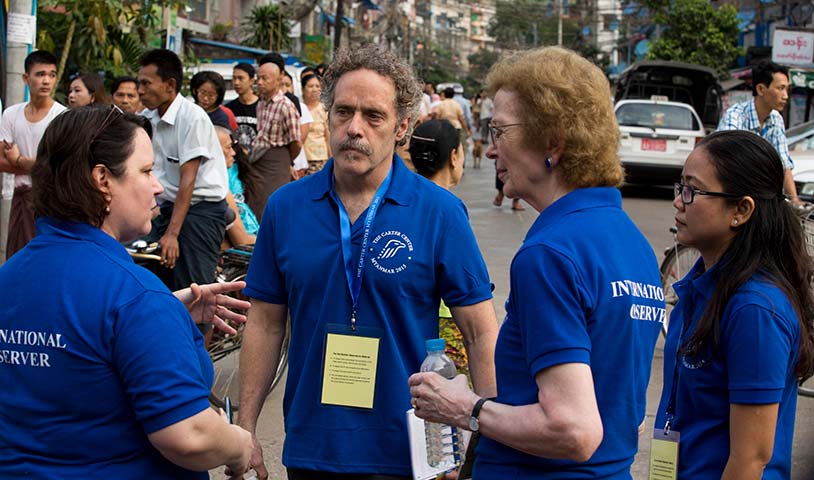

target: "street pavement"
[219,159,814,479]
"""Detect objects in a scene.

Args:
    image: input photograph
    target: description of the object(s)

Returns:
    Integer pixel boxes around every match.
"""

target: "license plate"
[641,138,667,152]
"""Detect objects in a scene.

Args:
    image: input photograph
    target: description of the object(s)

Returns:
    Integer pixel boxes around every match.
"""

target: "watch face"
[468,417,479,432]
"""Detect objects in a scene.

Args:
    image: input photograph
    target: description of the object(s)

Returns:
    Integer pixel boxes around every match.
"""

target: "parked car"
[436,82,464,95]
[616,97,706,185]
[788,120,814,203]
[615,60,723,131]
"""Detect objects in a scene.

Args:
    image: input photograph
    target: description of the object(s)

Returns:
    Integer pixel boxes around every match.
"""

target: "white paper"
[406,408,462,480]
[7,13,37,46]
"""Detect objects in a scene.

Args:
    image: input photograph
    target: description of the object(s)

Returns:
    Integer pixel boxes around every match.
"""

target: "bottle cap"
[425,338,446,352]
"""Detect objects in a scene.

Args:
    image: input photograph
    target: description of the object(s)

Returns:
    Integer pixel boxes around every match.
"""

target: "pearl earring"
[732,220,738,225]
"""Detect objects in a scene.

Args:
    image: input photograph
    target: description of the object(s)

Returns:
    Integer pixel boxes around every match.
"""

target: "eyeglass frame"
[487,121,526,144]
[674,182,741,205]
[90,104,125,145]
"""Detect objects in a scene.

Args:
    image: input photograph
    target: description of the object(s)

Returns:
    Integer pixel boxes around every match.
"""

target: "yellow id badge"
[649,429,679,480]
[321,330,380,409]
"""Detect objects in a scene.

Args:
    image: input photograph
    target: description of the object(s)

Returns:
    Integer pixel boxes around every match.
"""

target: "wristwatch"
[468,397,494,432]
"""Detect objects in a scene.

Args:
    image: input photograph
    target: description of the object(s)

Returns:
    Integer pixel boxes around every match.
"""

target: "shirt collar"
[261,91,286,103]
[35,217,132,262]
[310,154,413,207]
[745,98,777,130]
[672,256,716,304]
[153,93,185,126]
[526,187,621,241]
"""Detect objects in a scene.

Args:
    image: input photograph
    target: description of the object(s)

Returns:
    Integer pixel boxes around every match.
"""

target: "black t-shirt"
[225,98,258,151]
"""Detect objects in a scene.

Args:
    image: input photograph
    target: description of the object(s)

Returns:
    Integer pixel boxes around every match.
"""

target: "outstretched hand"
[174,281,251,335]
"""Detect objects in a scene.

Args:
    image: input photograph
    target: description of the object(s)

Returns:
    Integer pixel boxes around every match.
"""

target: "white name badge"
[321,330,380,409]
[649,428,679,480]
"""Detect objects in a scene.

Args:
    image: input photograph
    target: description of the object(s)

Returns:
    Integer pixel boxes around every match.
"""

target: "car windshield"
[616,103,699,131]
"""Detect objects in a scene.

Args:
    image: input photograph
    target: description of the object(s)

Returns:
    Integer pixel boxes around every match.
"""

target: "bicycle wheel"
[659,244,700,337]
[799,378,814,398]
[208,271,291,412]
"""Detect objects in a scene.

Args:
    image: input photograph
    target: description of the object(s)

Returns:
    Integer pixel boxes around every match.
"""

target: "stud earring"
[732,220,738,225]
[544,157,552,169]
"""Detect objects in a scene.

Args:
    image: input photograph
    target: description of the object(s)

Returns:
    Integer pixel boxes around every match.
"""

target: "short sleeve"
[179,113,217,164]
[112,292,212,434]
[285,103,301,143]
[0,107,14,143]
[300,103,314,124]
[512,245,592,375]
[723,303,796,404]
[244,204,287,304]
[774,118,794,169]
[435,201,492,307]
[716,109,741,132]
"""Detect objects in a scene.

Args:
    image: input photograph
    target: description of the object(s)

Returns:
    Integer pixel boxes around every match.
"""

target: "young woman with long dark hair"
[656,129,814,479]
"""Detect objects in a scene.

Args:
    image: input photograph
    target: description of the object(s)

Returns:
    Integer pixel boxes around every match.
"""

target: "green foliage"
[243,4,292,52]
[646,0,741,77]
[413,42,453,86]
[38,0,181,96]
[489,0,580,50]
[467,49,499,85]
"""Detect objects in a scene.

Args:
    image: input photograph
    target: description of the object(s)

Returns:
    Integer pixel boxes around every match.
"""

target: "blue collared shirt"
[0,218,212,478]
[655,260,799,479]
[245,155,492,475]
[475,187,662,479]
[717,98,793,169]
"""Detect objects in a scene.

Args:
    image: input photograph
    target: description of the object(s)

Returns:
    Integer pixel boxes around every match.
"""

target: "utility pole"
[557,0,563,46]
[5,0,34,106]
[2,0,35,265]
[334,0,346,51]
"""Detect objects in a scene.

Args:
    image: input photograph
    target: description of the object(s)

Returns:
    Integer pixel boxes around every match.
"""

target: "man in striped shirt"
[248,53,301,220]
[717,60,801,204]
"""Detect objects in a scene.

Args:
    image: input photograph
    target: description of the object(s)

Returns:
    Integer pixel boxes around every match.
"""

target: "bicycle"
[126,241,290,410]
[658,227,700,338]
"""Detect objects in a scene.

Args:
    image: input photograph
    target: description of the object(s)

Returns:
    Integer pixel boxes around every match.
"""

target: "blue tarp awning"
[321,12,356,26]
[187,38,304,67]
[360,0,382,11]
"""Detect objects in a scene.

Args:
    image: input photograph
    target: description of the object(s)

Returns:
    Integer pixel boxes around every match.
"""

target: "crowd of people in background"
[0,43,812,480]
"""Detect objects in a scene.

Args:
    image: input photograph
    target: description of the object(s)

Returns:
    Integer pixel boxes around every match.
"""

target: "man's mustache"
[339,138,372,156]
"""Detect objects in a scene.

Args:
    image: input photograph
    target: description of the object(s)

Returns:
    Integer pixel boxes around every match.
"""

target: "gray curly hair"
[321,45,423,147]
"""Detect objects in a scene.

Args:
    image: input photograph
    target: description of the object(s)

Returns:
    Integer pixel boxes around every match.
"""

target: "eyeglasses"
[90,104,124,144]
[674,182,741,205]
[488,121,526,144]
[197,90,218,100]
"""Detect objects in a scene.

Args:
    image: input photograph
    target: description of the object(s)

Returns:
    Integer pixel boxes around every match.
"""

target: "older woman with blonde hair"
[409,46,663,479]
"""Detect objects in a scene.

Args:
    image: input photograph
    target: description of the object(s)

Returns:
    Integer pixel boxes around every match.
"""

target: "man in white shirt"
[0,51,67,259]
[138,48,229,290]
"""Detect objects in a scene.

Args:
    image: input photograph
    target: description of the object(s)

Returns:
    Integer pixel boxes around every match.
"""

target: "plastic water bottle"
[420,338,459,468]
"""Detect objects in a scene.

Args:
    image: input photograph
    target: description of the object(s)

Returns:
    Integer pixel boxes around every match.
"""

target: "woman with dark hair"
[409,119,467,376]
[215,124,259,245]
[0,106,254,478]
[68,72,108,108]
[190,70,237,130]
[301,73,331,174]
[655,130,814,479]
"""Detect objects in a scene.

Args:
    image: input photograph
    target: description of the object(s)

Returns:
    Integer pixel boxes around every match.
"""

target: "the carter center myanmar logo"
[370,230,414,274]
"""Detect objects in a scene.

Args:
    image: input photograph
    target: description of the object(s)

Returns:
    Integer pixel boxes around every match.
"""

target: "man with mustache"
[237,45,499,479]
[717,60,801,204]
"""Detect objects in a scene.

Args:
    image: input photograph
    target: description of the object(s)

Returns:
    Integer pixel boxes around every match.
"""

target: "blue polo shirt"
[245,156,492,475]
[474,187,663,479]
[655,261,799,479]
[0,218,213,479]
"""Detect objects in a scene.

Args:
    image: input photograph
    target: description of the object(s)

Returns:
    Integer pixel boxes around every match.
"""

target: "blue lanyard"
[329,167,393,331]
